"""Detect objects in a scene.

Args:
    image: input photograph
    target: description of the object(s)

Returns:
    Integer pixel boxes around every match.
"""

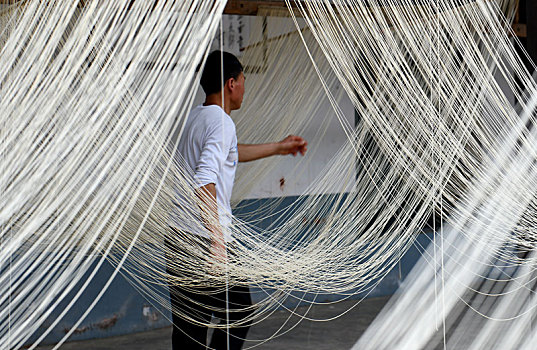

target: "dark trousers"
[168,279,252,350]
[166,233,253,350]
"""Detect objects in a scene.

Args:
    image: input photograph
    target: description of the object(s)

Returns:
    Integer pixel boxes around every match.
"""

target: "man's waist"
[168,223,235,243]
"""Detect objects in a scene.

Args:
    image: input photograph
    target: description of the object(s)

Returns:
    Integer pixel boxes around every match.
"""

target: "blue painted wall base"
[25,196,434,346]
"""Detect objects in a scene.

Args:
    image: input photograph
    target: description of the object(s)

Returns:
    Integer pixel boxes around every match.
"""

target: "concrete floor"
[35,296,390,350]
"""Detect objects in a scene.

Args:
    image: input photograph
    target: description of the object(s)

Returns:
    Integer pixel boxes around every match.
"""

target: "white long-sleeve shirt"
[171,104,238,242]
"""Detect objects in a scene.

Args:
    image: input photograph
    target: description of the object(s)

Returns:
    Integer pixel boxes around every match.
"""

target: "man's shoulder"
[189,105,235,129]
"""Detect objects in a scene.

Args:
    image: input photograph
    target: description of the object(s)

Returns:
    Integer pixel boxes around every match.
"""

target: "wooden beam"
[526,0,536,67]
[223,0,292,16]
[0,0,528,39]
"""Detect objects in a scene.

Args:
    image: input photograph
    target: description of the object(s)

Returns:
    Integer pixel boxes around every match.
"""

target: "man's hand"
[277,135,308,156]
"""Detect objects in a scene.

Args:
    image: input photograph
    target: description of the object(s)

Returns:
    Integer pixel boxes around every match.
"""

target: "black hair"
[200,51,243,95]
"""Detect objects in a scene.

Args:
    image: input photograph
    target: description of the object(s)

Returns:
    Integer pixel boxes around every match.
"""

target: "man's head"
[200,51,245,111]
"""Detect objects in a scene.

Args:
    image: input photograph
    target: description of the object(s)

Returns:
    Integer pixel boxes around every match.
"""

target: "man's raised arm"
[238,135,308,162]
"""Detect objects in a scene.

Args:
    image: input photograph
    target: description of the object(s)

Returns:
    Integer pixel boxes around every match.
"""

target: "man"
[169,51,307,350]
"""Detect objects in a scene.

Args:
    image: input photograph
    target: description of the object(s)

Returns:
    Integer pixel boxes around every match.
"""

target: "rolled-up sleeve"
[194,118,232,187]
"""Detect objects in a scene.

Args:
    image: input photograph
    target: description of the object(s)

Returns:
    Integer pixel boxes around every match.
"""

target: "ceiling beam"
[223,0,292,16]
[525,0,536,66]
[0,0,528,38]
